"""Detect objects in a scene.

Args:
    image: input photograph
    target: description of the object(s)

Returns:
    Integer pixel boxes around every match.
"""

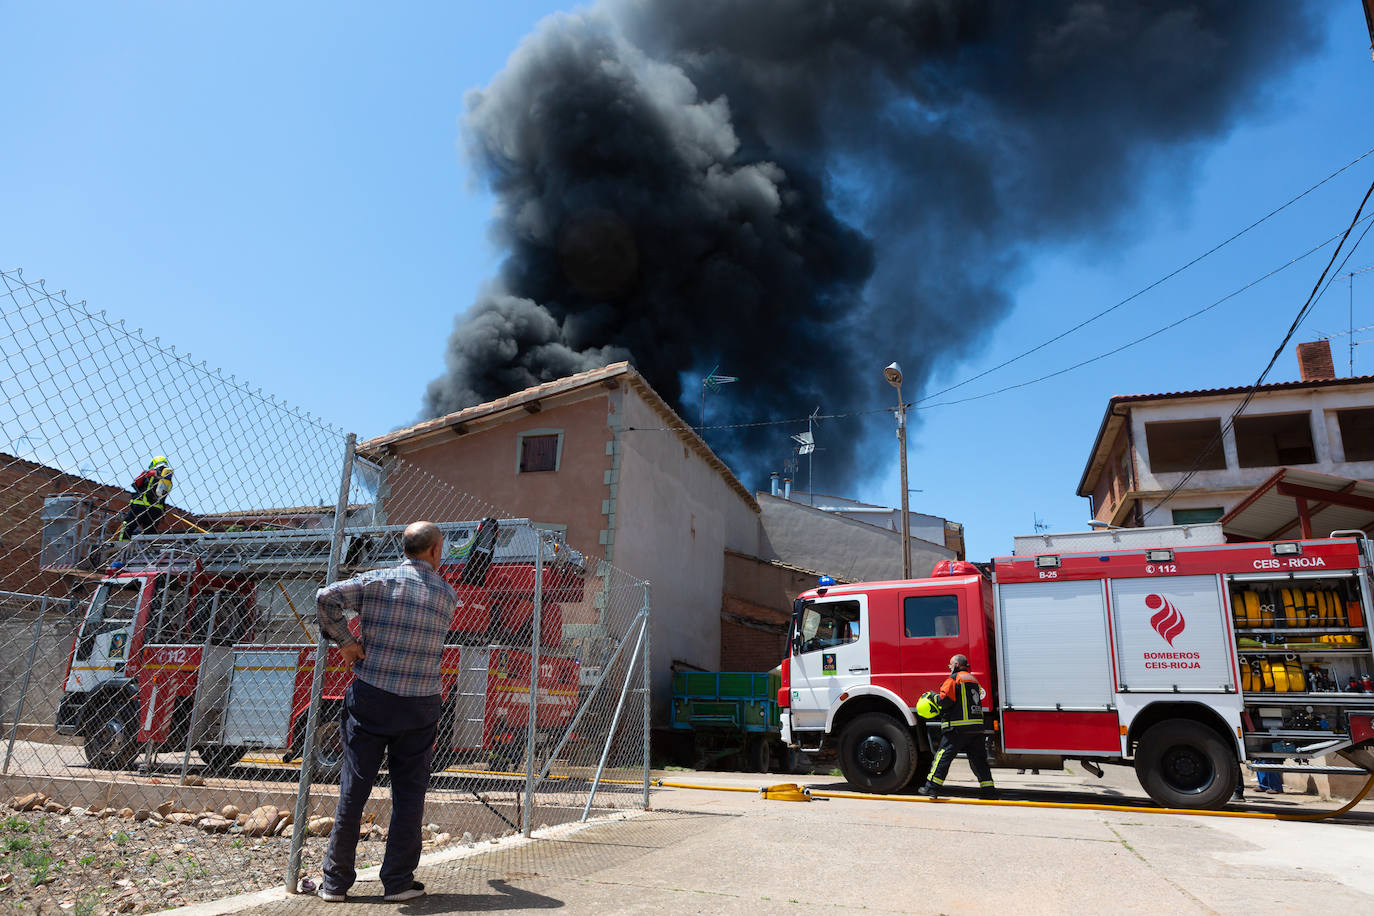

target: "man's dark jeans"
[322,678,440,897]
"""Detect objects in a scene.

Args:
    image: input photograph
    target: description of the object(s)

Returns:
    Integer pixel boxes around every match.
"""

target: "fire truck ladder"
[111,519,584,578]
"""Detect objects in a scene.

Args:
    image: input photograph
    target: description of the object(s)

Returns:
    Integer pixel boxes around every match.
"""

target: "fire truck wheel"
[1134,720,1238,810]
[82,700,139,771]
[311,718,345,781]
[837,712,917,794]
[198,745,245,777]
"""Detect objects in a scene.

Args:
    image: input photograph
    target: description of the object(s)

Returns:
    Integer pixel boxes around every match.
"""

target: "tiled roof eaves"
[358,362,760,515]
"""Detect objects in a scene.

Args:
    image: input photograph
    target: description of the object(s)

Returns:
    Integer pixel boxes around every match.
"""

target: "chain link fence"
[1,269,653,905]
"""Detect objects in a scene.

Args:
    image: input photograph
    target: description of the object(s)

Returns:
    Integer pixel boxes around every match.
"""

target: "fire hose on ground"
[649,774,1374,822]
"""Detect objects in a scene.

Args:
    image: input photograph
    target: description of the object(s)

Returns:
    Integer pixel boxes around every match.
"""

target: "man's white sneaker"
[383,881,426,902]
[317,888,346,903]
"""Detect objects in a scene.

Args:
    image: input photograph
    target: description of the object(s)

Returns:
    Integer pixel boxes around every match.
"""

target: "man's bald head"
[403,521,443,559]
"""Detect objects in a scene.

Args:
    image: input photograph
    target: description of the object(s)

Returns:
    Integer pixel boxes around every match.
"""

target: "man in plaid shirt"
[314,520,456,903]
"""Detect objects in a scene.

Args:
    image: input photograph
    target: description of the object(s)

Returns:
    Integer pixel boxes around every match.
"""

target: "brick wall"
[719,551,814,672]
[0,454,129,595]
[720,616,786,672]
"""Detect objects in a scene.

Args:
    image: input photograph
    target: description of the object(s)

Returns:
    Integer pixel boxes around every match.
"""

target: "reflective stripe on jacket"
[937,670,984,731]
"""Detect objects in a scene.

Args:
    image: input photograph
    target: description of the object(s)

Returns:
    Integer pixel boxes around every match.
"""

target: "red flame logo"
[1146,594,1185,646]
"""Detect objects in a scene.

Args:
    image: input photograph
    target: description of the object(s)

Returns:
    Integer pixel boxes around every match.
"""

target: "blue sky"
[3,2,1373,560]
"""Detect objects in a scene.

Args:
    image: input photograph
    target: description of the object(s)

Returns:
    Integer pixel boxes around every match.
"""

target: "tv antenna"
[790,406,822,505]
[1033,513,1051,533]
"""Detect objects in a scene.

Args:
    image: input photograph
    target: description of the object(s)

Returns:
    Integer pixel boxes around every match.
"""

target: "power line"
[622,211,1374,435]
[920,146,1374,403]
[919,214,1374,410]
[1143,178,1374,521]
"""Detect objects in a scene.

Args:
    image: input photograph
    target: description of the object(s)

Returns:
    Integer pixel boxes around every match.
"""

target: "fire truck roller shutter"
[997,579,1118,751]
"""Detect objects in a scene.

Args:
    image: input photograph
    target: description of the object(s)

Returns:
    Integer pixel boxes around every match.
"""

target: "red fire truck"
[780,525,1374,809]
[50,517,585,777]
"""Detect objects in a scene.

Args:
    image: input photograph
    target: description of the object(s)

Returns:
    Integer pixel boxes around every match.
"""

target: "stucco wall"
[755,493,953,581]
[1127,387,1374,523]
[384,395,614,558]
[610,387,761,714]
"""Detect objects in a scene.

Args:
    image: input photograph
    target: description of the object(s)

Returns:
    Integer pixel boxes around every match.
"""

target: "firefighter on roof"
[118,456,173,539]
[917,654,998,799]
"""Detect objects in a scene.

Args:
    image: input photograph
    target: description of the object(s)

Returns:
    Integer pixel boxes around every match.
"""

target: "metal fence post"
[3,596,50,775]
[522,530,543,837]
[581,612,647,822]
[640,581,651,810]
[285,432,356,893]
[536,605,645,785]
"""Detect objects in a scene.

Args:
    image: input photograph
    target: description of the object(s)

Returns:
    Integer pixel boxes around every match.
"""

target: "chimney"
[783,477,792,500]
[1297,340,1336,381]
[770,472,779,496]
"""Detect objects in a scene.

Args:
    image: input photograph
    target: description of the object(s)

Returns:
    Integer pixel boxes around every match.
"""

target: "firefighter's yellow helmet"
[916,691,941,720]
[149,456,168,469]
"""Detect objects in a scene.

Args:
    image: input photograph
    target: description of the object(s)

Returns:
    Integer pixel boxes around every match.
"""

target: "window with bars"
[518,433,561,473]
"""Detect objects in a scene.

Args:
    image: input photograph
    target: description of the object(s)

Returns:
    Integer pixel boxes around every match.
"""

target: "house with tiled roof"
[1078,340,1374,532]
[359,362,765,713]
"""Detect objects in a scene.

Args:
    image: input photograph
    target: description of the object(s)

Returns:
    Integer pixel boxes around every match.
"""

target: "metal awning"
[1220,468,1374,541]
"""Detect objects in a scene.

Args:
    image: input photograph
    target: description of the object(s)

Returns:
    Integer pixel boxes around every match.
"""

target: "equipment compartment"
[1228,573,1374,760]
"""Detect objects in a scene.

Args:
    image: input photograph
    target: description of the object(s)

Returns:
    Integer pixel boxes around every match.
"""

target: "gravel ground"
[0,792,470,915]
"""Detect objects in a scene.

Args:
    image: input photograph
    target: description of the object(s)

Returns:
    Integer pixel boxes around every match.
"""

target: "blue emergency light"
[818,575,835,587]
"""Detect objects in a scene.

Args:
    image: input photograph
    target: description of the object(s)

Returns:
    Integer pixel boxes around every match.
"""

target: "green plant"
[113,831,130,845]
[828,768,843,777]
[7,835,32,852]
[146,852,160,865]
[78,854,97,866]
[73,897,100,916]
[231,837,244,848]
[2,817,29,833]
[20,849,50,869]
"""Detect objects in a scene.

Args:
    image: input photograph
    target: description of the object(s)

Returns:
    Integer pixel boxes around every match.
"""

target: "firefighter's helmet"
[916,691,941,720]
[149,456,168,469]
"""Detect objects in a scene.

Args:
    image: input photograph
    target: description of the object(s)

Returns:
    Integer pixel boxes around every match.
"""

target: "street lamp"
[885,362,912,580]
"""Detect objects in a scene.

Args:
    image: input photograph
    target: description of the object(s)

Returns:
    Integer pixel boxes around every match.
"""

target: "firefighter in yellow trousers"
[118,456,173,539]
[917,654,998,799]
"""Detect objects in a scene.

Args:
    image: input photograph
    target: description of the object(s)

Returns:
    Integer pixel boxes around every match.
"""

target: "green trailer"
[669,669,800,772]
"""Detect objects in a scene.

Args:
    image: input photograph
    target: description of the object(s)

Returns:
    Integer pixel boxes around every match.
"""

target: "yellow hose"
[651,775,1374,822]
[276,581,316,641]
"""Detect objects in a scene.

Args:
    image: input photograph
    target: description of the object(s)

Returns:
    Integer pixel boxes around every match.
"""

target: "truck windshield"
[90,580,141,625]
[75,580,141,660]
[798,600,860,654]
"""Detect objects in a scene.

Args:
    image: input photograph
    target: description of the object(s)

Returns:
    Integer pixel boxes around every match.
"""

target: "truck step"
[1248,762,1370,775]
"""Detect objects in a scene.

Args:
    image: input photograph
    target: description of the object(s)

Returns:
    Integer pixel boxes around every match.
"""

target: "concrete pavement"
[209,762,1374,915]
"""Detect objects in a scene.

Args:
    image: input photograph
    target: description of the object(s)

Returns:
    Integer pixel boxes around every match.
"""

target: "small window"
[519,434,560,473]
[797,600,860,654]
[1337,408,1374,462]
[904,595,960,639]
[1171,507,1223,525]
[1143,419,1227,473]
[1234,412,1316,467]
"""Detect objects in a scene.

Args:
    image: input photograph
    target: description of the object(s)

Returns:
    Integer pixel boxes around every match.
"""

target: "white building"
[1078,340,1374,530]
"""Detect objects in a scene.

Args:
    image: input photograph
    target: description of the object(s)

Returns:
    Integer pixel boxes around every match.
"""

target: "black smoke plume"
[425,0,1318,492]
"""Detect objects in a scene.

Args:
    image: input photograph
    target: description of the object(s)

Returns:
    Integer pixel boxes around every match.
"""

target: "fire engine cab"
[46,512,585,778]
[780,525,1374,809]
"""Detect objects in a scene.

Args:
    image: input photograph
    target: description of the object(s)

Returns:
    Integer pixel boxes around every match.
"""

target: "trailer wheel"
[1134,720,1237,810]
[82,698,139,771]
[747,735,770,773]
[838,712,917,794]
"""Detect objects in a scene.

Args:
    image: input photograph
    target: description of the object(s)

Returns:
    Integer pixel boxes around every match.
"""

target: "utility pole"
[884,362,912,580]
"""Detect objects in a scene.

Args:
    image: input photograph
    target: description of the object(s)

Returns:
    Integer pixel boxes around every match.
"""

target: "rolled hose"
[651,774,1374,821]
